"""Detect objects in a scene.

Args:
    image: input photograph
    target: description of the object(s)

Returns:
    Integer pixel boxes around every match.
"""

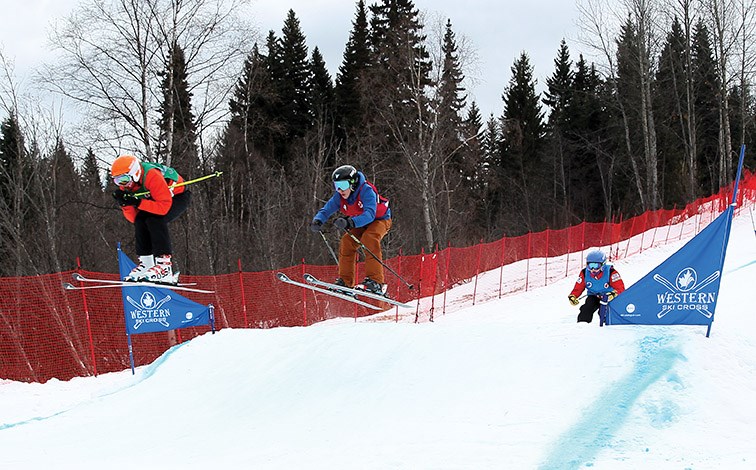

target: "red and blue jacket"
[313,171,391,228]
[570,264,625,298]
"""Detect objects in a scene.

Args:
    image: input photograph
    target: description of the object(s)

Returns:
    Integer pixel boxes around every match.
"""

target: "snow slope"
[1,212,755,469]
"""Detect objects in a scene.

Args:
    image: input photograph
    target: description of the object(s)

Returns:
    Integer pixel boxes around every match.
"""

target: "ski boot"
[140,255,175,284]
[356,277,387,296]
[124,255,154,281]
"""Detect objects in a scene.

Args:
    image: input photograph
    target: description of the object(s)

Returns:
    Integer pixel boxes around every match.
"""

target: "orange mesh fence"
[1,172,754,383]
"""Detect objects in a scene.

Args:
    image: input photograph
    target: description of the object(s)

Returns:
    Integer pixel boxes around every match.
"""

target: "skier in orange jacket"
[110,154,191,283]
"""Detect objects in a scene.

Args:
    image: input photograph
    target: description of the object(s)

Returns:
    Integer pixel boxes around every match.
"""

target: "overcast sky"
[0,0,587,119]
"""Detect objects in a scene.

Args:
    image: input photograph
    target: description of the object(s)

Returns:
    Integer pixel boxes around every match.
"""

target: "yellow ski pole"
[132,171,223,198]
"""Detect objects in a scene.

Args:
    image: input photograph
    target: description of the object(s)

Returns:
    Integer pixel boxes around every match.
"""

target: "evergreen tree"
[278,10,312,151]
[363,0,435,251]
[500,52,546,232]
[334,0,371,144]
[542,39,574,224]
[691,20,720,196]
[45,139,80,271]
[157,41,200,175]
[479,114,504,235]
[0,114,23,275]
[435,19,468,243]
[307,46,336,169]
[366,0,432,173]
[615,17,647,213]
[569,56,612,221]
[728,84,756,170]
[654,17,688,207]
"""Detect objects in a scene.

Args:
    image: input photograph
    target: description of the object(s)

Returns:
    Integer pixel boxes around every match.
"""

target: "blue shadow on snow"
[538,335,684,470]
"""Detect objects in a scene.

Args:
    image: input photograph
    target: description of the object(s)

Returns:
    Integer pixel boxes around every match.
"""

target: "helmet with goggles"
[586,249,607,271]
[111,154,142,187]
[332,164,358,191]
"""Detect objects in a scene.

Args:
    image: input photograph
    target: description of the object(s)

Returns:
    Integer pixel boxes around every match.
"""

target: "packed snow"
[1,210,755,469]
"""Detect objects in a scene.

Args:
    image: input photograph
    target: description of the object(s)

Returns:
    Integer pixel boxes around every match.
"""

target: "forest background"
[1,0,755,278]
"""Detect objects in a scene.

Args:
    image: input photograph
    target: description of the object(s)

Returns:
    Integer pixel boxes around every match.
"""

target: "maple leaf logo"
[677,269,696,291]
[141,292,156,308]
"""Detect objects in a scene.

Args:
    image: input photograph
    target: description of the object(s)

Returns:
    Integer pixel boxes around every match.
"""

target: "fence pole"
[623,215,635,259]
[415,248,424,323]
[544,228,550,288]
[498,237,506,298]
[238,259,248,327]
[398,248,404,323]
[525,233,531,292]
[300,259,307,326]
[565,225,571,278]
[443,242,451,315]
[473,240,482,303]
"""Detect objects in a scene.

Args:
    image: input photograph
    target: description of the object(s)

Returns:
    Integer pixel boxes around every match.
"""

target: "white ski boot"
[140,255,175,284]
[124,255,154,281]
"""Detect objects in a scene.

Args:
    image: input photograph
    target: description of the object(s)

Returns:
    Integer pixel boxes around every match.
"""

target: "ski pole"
[319,231,339,264]
[132,171,223,198]
[337,225,414,290]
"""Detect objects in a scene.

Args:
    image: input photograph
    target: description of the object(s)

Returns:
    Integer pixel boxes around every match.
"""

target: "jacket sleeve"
[609,268,626,294]
[128,169,173,219]
[569,270,587,297]
[313,193,342,224]
[350,185,377,228]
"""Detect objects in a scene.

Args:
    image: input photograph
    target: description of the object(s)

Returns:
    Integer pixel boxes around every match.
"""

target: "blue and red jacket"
[313,171,391,228]
[570,264,625,298]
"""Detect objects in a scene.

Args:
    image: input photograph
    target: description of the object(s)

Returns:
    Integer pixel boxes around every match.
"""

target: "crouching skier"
[568,249,625,323]
[110,154,191,284]
[309,164,392,295]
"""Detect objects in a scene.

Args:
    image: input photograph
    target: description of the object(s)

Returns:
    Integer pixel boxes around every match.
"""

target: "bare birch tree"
[39,0,252,161]
[577,0,647,210]
[702,0,739,185]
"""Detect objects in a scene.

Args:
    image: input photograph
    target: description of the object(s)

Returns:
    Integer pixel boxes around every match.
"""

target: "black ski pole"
[319,231,339,264]
[337,225,414,290]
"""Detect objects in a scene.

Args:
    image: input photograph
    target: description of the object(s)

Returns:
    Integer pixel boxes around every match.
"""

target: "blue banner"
[606,206,732,328]
[118,249,213,334]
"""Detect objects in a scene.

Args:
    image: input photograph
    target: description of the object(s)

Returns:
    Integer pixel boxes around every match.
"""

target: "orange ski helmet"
[111,155,142,186]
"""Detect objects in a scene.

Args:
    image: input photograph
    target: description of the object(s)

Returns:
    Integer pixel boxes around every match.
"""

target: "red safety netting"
[1,171,754,383]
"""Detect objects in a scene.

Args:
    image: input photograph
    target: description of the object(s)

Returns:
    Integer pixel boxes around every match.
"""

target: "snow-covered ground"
[1,210,755,469]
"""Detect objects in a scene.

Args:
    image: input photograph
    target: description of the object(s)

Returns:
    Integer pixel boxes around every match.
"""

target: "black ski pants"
[135,191,191,256]
[577,294,602,323]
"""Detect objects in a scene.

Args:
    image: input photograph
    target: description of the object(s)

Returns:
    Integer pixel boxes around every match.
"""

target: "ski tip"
[276,272,289,281]
[72,273,84,281]
[62,283,76,290]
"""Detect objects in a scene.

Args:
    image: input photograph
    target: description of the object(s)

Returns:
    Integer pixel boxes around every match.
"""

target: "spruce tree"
[278,10,312,148]
[543,39,574,224]
[157,41,200,175]
[500,52,545,232]
[691,20,720,196]
[334,0,371,144]
[435,19,470,243]
[654,17,689,207]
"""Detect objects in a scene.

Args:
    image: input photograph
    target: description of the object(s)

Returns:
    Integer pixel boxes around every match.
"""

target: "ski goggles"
[587,262,603,270]
[112,174,134,186]
[334,180,351,191]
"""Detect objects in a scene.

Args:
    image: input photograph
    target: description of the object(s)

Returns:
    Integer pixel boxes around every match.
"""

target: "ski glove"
[113,189,139,207]
[309,220,324,233]
[568,294,579,306]
[606,290,617,301]
[333,216,355,230]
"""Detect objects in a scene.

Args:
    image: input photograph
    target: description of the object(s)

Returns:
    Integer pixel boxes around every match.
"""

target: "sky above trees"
[0,0,583,118]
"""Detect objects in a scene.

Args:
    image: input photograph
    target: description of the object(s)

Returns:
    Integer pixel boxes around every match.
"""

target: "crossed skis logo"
[652,267,720,319]
[126,291,173,330]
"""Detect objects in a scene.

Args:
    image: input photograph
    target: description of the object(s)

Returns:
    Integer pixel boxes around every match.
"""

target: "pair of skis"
[277,273,413,310]
[63,273,214,294]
